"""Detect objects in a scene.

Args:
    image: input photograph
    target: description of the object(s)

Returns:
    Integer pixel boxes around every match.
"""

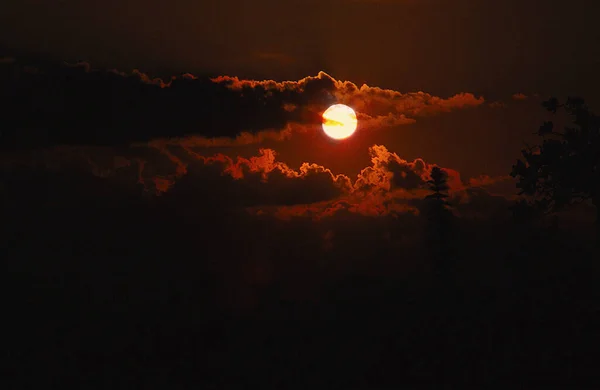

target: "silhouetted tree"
[424,167,454,281]
[511,97,600,225]
[425,166,452,222]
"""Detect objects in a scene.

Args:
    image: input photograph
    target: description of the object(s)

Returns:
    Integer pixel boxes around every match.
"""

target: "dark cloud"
[0,139,513,225]
[22,141,507,223]
[156,149,352,209]
[0,58,485,150]
[0,60,317,147]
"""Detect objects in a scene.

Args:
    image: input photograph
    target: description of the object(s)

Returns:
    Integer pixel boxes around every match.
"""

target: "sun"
[322,104,358,140]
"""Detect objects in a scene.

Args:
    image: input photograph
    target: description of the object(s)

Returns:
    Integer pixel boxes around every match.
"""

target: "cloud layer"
[3,139,513,224]
[0,59,484,149]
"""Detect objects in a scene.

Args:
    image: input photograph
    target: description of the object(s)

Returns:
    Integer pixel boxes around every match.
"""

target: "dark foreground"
[2,169,600,388]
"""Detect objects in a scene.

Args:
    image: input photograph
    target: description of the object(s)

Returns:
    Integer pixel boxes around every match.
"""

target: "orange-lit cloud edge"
[120,69,535,148]
[45,139,514,223]
[163,70,485,147]
[151,143,513,219]
[144,72,514,219]
[2,69,521,221]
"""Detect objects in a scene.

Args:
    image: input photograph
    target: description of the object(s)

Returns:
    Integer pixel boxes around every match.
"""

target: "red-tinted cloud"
[512,93,528,100]
[118,142,507,220]
[1,138,514,225]
[214,71,484,126]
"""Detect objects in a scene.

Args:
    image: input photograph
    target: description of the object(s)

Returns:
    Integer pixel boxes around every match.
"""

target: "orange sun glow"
[322,104,358,140]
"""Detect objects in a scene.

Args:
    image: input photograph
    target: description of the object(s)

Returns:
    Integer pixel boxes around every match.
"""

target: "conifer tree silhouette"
[424,166,454,282]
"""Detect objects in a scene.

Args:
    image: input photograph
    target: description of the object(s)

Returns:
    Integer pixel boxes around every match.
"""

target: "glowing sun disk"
[322,104,358,140]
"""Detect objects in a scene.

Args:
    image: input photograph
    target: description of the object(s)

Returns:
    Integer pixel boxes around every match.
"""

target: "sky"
[2,0,599,98]
[1,0,599,227]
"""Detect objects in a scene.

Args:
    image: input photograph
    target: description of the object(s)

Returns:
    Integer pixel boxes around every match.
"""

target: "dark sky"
[1,0,599,218]
[2,0,599,99]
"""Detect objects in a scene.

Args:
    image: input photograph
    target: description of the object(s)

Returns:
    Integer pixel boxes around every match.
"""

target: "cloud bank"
[0,59,484,149]
[1,140,513,224]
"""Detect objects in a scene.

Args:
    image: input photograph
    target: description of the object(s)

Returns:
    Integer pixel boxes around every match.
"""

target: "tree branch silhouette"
[511,97,600,225]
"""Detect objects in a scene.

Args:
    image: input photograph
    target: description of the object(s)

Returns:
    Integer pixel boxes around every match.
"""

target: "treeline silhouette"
[2,100,600,387]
